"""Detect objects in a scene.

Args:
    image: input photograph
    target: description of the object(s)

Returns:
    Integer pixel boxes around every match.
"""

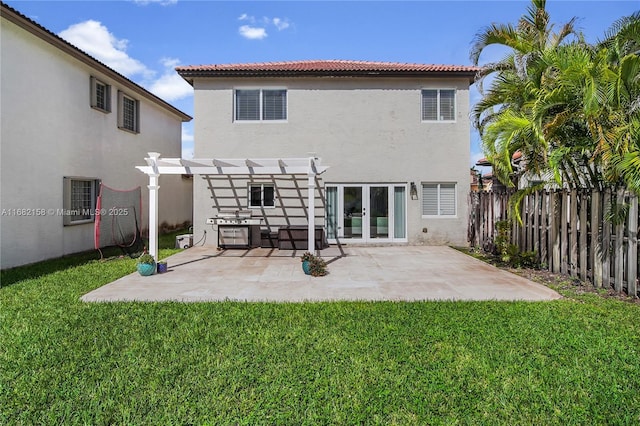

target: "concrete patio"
[81,246,562,303]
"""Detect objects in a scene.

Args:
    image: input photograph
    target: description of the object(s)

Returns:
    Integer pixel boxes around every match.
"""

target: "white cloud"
[59,20,153,79]
[148,57,193,102]
[272,17,290,31]
[237,13,291,39]
[239,25,268,40]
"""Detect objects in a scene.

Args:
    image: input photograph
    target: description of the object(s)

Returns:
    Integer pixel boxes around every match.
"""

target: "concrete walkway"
[81,246,562,303]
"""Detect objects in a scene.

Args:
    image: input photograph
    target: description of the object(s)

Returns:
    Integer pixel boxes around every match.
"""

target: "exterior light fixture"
[410,182,418,200]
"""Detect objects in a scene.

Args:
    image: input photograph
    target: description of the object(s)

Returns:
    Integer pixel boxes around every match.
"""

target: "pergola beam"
[136,153,329,267]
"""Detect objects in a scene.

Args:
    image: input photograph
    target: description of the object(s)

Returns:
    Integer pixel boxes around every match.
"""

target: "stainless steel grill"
[206,209,263,249]
[207,209,263,225]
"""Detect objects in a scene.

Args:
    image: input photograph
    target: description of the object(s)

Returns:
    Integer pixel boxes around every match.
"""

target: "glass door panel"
[326,186,338,239]
[326,184,407,243]
[394,186,406,239]
[369,186,389,239]
[343,186,363,239]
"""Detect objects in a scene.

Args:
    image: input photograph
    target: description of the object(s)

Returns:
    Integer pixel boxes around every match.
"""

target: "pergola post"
[146,152,161,264]
[307,157,316,254]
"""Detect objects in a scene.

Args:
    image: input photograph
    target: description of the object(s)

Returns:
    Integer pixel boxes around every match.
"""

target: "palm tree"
[470,0,579,188]
[472,1,640,194]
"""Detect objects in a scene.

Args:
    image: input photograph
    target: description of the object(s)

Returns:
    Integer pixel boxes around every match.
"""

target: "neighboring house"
[475,151,531,190]
[0,3,193,269]
[470,168,493,192]
[176,60,477,248]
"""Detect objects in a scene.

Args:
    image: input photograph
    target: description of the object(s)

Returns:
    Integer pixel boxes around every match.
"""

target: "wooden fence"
[468,188,639,297]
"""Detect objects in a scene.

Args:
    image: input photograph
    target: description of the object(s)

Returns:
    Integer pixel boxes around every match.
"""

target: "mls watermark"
[1,208,129,217]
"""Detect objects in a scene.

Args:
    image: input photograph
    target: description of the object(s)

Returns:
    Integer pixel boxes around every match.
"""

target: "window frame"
[234,88,288,122]
[117,90,140,133]
[90,76,111,113]
[421,182,457,218]
[63,177,101,226]
[248,183,276,209]
[421,88,456,122]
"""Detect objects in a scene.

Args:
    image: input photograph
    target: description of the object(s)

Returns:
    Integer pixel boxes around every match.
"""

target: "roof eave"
[1,3,192,122]
[176,69,478,84]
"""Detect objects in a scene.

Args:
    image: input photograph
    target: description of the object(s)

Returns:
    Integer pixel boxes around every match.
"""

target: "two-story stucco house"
[176,60,477,249]
[0,3,193,269]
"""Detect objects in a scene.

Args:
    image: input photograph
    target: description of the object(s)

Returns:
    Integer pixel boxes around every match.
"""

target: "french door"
[326,184,407,243]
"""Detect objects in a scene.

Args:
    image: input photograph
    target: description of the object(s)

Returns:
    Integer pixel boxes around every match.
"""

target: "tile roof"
[176,60,479,81]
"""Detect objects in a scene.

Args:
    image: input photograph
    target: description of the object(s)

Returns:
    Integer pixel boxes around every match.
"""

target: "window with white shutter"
[235,89,287,121]
[421,183,457,216]
[421,89,456,122]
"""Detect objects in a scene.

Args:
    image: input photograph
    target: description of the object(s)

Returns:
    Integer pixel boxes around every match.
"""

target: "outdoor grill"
[206,209,262,249]
[210,209,262,225]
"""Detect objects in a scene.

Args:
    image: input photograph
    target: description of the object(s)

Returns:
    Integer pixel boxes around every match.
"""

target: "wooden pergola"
[136,152,329,262]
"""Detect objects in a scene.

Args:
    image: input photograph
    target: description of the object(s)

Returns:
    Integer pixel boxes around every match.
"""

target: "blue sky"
[7,0,639,164]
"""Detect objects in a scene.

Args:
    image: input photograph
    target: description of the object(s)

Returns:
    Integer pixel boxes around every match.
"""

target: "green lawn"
[2,236,639,425]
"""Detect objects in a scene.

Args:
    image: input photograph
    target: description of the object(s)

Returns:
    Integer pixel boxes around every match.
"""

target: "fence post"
[579,190,588,281]
[561,190,569,275]
[627,193,638,297]
[550,190,560,273]
[540,191,548,268]
[591,189,602,288]
[603,188,612,288]
[569,189,578,277]
[614,188,624,293]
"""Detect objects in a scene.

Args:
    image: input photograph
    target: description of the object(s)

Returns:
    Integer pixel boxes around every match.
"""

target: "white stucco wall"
[190,76,471,246]
[0,17,192,269]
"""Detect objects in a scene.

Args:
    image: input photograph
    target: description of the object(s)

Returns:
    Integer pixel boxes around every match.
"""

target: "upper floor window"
[249,183,275,208]
[421,89,455,121]
[421,182,456,216]
[118,91,139,133]
[235,89,287,121]
[90,76,111,113]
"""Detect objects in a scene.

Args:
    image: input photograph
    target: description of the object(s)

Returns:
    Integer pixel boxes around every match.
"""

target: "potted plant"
[300,252,328,277]
[157,260,168,274]
[136,253,156,276]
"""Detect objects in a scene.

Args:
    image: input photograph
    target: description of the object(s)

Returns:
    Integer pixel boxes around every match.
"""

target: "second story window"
[90,76,111,113]
[235,89,287,121]
[118,91,139,133]
[421,89,455,121]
